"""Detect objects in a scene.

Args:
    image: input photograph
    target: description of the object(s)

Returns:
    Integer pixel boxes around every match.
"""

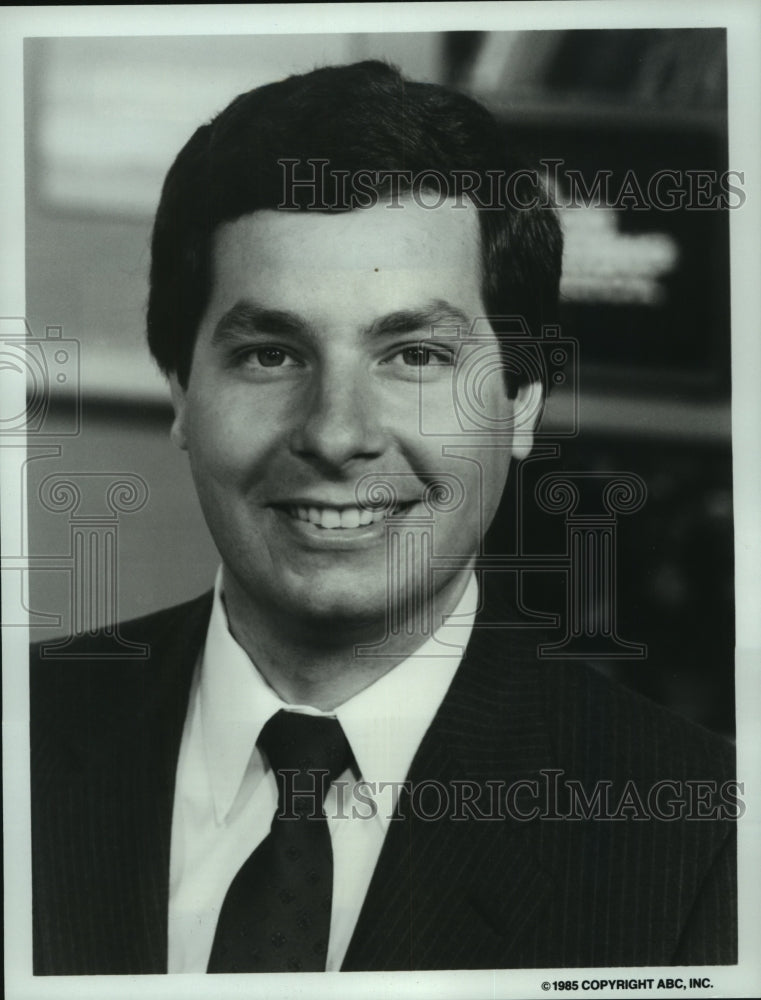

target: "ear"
[168,373,188,450]
[511,379,544,461]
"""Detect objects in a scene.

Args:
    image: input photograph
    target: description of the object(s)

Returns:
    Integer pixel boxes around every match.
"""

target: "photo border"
[2,4,759,998]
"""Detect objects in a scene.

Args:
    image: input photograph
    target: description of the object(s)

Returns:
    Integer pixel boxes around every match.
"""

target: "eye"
[235,345,302,371]
[397,345,455,367]
[253,347,289,367]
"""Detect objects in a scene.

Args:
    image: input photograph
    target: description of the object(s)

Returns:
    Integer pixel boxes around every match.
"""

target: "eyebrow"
[367,299,470,337]
[211,301,309,344]
[211,297,471,345]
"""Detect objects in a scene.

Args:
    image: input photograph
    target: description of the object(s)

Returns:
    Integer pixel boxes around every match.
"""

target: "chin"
[287,587,389,633]
[233,571,387,632]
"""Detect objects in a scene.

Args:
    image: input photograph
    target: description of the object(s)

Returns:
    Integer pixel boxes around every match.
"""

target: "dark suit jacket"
[30,587,737,974]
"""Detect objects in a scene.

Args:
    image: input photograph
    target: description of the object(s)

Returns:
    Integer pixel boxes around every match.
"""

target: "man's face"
[170,198,539,630]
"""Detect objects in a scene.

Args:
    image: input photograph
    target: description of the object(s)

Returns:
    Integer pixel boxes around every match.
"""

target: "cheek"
[185,407,234,484]
[467,445,512,528]
[183,392,273,478]
[484,459,511,517]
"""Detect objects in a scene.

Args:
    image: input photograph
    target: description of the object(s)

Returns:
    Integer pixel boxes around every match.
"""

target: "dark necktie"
[207,709,353,973]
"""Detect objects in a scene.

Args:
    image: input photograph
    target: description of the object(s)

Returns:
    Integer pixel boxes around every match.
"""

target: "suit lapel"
[121,593,213,971]
[342,591,557,971]
[100,584,556,972]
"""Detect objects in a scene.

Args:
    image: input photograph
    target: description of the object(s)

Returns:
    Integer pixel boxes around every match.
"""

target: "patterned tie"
[207,709,353,973]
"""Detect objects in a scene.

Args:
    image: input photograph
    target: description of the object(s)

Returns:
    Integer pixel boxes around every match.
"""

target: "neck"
[221,568,472,711]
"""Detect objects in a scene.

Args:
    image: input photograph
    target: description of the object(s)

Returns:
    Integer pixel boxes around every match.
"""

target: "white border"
[2,3,760,999]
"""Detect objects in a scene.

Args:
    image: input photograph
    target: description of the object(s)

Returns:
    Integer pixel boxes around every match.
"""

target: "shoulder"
[460,619,734,783]
[30,591,214,749]
[534,657,735,783]
[434,633,738,964]
[31,590,214,664]
[533,661,738,964]
[31,590,213,673]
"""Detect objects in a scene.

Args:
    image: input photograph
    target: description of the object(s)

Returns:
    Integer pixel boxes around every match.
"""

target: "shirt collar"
[199,567,477,826]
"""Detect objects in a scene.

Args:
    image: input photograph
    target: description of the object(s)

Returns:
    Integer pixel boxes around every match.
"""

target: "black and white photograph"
[2,3,760,998]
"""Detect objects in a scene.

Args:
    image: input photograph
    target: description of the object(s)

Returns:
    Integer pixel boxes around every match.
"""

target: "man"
[30,60,737,974]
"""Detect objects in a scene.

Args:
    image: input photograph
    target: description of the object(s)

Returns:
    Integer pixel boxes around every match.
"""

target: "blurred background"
[23,30,733,734]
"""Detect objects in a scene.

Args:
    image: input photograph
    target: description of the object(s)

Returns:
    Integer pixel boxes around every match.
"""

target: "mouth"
[278,501,418,530]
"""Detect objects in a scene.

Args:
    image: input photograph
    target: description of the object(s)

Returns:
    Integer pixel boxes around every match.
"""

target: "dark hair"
[147,60,563,391]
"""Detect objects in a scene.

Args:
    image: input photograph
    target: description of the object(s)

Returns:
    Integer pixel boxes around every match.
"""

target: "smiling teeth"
[290,505,403,529]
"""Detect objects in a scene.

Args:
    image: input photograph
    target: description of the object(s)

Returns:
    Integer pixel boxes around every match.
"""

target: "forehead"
[206,198,484,318]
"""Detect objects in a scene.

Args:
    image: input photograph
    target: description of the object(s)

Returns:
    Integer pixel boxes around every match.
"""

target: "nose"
[289,361,386,470]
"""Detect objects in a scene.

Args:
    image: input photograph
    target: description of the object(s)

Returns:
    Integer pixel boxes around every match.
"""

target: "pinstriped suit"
[30,585,737,974]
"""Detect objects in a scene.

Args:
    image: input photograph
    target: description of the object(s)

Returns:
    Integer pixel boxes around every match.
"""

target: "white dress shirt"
[167,569,477,973]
